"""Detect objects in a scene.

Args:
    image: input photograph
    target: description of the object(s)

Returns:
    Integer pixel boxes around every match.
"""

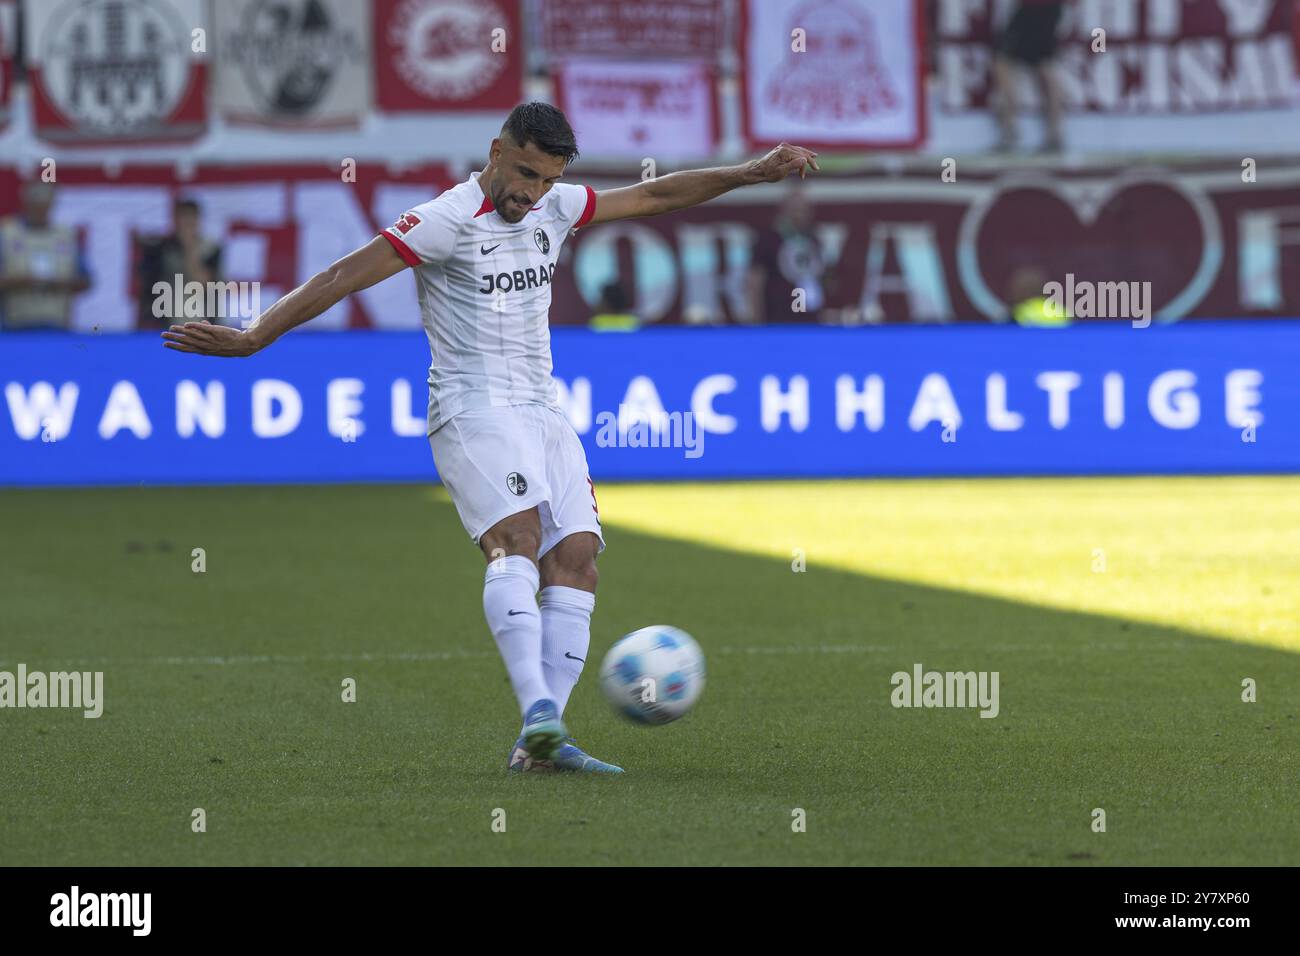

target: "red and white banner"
[555,60,718,160]
[0,163,455,332]
[543,162,1300,325]
[7,159,1298,331]
[739,0,926,150]
[0,0,15,132]
[214,0,371,128]
[374,0,523,112]
[935,0,1297,113]
[25,0,208,144]
[539,0,724,59]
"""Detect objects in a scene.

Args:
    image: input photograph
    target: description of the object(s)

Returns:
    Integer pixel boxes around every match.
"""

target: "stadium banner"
[554,60,719,160]
[0,0,14,133]
[373,0,524,112]
[550,162,1300,325]
[214,0,371,128]
[2,322,1297,486]
[935,0,1297,113]
[4,160,1300,329]
[0,163,456,334]
[538,0,724,59]
[739,0,927,149]
[25,0,208,144]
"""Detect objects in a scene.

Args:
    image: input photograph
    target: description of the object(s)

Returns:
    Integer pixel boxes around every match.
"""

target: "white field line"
[0,640,1196,669]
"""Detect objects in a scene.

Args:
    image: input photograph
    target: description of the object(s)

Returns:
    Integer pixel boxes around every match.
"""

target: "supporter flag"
[539,0,723,59]
[0,0,15,133]
[555,60,718,160]
[215,0,371,128]
[25,0,208,143]
[374,0,523,112]
[739,0,926,149]
[935,0,1297,114]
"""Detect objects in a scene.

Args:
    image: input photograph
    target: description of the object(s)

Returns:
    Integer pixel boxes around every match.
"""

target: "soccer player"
[163,103,818,774]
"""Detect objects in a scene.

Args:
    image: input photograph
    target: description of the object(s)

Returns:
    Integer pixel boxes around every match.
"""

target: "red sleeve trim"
[575,185,597,229]
[380,229,421,267]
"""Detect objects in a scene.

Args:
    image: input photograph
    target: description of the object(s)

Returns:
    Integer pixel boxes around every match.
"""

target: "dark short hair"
[174,197,201,215]
[501,102,579,165]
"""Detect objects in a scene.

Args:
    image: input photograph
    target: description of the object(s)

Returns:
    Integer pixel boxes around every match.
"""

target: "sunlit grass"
[596,477,1300,652]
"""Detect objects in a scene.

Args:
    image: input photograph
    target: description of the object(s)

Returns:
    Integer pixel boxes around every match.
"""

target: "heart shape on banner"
[957,171,1224,322]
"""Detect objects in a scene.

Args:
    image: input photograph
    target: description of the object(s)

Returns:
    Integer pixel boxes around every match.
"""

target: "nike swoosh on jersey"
[481,243,502,254]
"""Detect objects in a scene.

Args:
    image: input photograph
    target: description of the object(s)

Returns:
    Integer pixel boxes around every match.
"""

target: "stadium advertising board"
[2,322,1295,485]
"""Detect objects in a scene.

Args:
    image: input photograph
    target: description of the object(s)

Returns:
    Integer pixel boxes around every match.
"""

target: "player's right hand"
[161,321,263,357]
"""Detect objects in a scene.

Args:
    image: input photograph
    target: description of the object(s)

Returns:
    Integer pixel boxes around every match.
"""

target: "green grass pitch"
[1,477,1297,866]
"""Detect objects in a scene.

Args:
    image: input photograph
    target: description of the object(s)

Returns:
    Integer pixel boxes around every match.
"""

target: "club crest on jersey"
[533,228,550,255]
[392,212,421,235]
[507,472,528,496]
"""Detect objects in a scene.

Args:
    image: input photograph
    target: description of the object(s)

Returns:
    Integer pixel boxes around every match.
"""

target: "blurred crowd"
[0,186,223,331]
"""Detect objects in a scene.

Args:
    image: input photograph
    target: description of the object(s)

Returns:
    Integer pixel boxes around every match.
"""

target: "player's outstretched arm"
[161,236,409,357]
[589,143,819,226]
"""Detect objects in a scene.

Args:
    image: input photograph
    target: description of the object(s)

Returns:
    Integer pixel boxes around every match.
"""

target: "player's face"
[488,138,568,223]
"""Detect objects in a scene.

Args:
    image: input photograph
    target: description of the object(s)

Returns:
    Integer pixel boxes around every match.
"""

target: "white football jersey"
[381,171,596,433]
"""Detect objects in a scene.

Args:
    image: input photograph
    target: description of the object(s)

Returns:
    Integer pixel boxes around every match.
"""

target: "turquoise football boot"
[519,698,566,761]
[507,735,623,774]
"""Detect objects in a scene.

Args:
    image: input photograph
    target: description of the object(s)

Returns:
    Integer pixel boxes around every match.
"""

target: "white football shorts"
[429,403,605,557]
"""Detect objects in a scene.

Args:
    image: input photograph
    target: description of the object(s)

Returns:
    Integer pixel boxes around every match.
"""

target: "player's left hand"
[161,321,262,357]
[746,143,820,183]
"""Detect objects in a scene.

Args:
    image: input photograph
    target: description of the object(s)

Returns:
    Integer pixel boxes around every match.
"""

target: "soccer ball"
[599,625,705,725]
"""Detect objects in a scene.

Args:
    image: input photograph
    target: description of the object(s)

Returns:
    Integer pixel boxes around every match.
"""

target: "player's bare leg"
[478,508,565,760]
[479,506,543,563]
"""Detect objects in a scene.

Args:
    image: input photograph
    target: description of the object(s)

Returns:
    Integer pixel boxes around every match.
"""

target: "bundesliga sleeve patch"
[392,212,421,235]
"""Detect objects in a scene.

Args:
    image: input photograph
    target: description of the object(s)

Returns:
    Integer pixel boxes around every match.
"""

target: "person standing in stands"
[992,0,1068,153]
[0,183,91,330]
[137,197,223,328]
[747,185,827,324]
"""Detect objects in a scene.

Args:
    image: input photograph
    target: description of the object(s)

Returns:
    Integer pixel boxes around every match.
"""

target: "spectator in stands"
[137,197,222,328]
[0,182,91,330]
[992,0,1067,153]
[747,185,826,324]
[589,281,639,331]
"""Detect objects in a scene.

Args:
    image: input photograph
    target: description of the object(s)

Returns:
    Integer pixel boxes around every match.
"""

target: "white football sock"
[539,585,595,715]
[482,555,550,716]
